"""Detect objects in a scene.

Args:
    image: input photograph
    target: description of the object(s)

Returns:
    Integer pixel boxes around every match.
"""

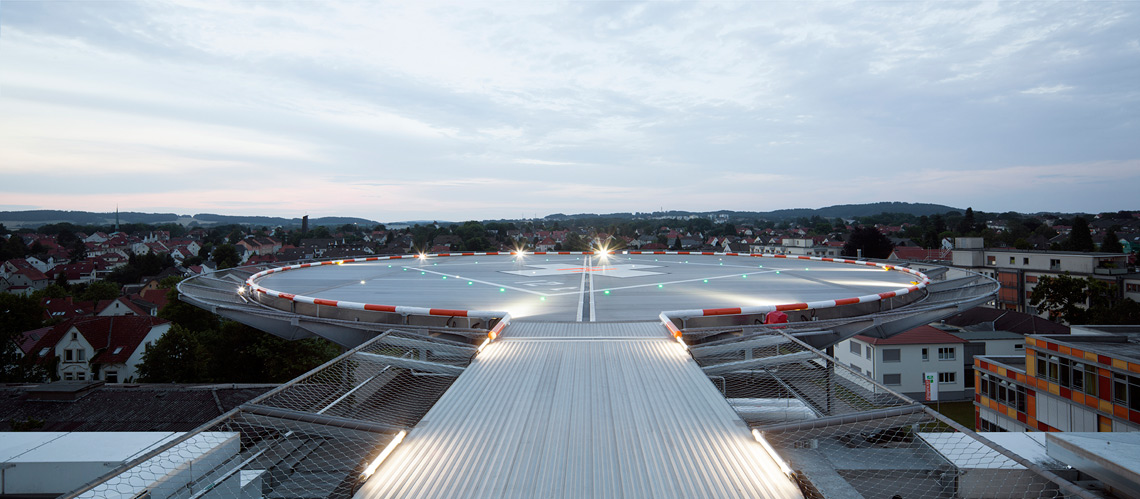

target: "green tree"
[136,324,209,382]
[1,235,28,261]
[564,233,588,251]
[1101,229,1124,253]
[842,226,894,259]
[159,288,221,333]
[78,280,121,301]
[1067,217,1095,252]
[956,207,976,235]
[1030,274,1140,325]
[1029,274,1091,324]
[0,293,48,382]
[211,244,241,269]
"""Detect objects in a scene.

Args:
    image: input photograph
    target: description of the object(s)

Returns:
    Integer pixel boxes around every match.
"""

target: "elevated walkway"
[355,321,802,499]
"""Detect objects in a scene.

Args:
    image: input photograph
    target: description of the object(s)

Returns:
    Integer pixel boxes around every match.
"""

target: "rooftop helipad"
[251,252,921,322]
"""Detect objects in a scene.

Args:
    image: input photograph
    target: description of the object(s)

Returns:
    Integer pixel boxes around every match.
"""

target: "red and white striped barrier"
[245,251,606,320]
[244,252,538,321]
[621,251,931,322]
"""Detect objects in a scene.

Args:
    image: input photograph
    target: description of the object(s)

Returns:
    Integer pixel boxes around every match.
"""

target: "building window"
[866,347,872,360]
[1050,259,1061,270]
[65,349,74,362]
[76,372,85,381]
[63,373,74,381]
[76,350,85,362]
[1023,257,1029,265]
[882,349,901,363]
[987,256,996,266]
[938,347,955,361]
[105,371,118,383]
[1014,344,1024,350]
[850,342,861,356]
[1009,256,1015,265]
[1115,373,1129,406]
[883,374,901,385]
[71,332,78,340]
[939,372,956,384]
[921,348,929,361]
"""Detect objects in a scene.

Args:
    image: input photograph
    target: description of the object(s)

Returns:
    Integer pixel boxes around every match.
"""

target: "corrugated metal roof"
[504,321,668,338]
[356,324,801,498]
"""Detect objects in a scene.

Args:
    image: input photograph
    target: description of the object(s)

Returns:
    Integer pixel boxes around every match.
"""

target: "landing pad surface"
[254,253,916,322]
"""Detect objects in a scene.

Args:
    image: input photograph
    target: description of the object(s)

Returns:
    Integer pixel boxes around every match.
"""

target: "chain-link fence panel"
[688,325,1095,499]
[65,328,476,499]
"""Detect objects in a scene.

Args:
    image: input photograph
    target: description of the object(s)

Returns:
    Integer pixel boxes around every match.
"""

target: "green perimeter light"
[658,284,664,288]
[703,279,708,283]
[499,288,505,292]
[603,290,610,295]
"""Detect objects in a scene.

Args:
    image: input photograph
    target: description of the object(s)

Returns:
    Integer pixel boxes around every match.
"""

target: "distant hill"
[765,202,963,220]
[0,210,380,229]
[0,202,960,229]
[545,202,962,222]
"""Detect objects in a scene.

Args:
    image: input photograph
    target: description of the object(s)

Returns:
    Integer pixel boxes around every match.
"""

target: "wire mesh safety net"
[66,328,476,499]
[686,325,1096,499]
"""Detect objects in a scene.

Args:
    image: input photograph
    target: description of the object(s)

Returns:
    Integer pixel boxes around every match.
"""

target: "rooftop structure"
[61,252,1102,498]
[975,326,1140,434]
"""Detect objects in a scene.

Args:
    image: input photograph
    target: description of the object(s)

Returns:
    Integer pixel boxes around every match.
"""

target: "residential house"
[236,237,282,257]
[25,316,171,383]
[0,265,50,295]
[835,325,969,402]
[41,297,95,321]
[95,296,154,317]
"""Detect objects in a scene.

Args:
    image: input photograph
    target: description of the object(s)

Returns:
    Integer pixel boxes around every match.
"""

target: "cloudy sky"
[2,1,1138,222]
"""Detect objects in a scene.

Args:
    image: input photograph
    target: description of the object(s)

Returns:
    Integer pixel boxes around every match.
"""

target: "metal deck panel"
[503,321,669,338]
[355,329,801,499]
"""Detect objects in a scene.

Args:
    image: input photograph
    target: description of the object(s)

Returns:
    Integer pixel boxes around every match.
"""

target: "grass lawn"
[926,400,976,430]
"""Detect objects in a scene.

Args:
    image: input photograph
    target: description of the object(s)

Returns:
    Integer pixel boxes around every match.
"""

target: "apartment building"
[974,326,1140,433]
[835,325,969,401]
[950,237,1135,314]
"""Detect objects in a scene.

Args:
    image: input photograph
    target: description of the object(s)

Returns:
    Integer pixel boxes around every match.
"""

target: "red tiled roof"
[95,297,150,317]
[41,297,94,321]
[18,327,52,355]
[854,325,968,345]
[14,267,48,281]
[24,316,169,365]
[890,247,951,261]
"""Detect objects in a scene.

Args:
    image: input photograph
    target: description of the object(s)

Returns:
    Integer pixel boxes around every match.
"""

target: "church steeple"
[115,205,120,232]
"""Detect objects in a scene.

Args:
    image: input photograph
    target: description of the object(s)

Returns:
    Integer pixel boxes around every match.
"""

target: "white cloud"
[1021,84,1074,95]
[1,1,1138,219]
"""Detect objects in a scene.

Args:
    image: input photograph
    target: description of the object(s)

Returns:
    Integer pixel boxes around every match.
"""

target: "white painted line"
[576,257,587,322]
[589,258,597,322]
